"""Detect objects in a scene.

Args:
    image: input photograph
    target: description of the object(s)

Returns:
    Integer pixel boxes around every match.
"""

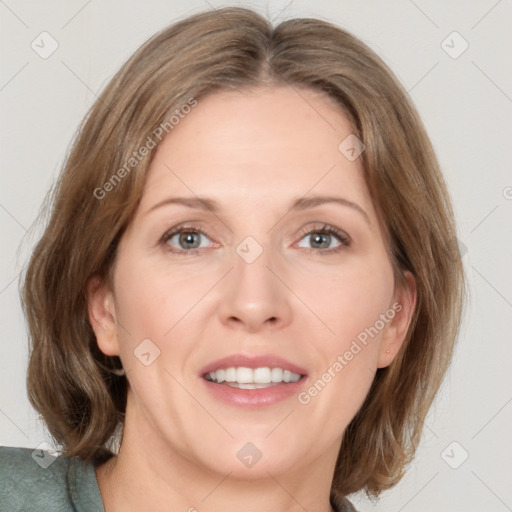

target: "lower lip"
[201,378,308,408]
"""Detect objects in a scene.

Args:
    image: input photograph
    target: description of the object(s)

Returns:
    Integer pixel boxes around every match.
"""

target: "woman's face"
[90,85,413,479]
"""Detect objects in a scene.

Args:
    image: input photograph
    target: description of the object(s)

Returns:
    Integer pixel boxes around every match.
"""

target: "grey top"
[0,446,357,511]
[0,446,105,511]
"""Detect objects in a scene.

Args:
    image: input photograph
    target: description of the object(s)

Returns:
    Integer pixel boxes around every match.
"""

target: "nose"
[216,244,293,334]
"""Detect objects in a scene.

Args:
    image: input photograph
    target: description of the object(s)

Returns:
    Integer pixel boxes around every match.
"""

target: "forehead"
[139,86,373,216]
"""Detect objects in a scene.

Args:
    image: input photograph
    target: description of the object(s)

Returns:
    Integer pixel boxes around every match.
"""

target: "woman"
[0,6,464,511]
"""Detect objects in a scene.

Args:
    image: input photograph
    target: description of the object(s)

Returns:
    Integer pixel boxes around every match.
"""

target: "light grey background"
[1,1,511,511]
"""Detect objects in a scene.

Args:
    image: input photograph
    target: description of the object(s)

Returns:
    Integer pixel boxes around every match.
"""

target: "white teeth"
[205,366,302,385]
[271,367,283,382]
[253,367,272,384]
[236,367,253,384]
[225,367,236,382]
[236,383,274,389]
[284,370,300,383]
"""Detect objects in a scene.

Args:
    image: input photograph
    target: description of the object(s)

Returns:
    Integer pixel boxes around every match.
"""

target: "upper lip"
[200,353,308,377]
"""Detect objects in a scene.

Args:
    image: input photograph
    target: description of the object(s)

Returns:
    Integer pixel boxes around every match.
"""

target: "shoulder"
[0,445,71,511]
[0,445,104,512]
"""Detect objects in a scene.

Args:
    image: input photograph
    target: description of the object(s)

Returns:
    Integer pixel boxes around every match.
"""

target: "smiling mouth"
[203,366,305,389]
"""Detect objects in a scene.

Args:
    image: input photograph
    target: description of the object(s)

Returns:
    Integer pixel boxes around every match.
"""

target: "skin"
[88,85,416,512]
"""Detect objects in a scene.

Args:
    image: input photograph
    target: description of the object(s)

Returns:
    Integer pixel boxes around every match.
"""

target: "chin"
[191,436,309,480]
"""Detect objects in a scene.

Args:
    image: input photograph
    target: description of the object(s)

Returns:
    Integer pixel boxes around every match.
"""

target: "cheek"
[297,267,392,432]
[296,258,394,413]
[113,258,210,339]
[302,350,377,439]
[299,254,395,345]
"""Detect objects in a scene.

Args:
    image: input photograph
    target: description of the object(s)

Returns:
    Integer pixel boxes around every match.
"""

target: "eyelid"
[295,222,351,244]
[294,222,351,254]
[160,223,215,247]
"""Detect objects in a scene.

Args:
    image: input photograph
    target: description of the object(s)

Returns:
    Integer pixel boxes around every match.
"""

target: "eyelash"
[160,223,351,256]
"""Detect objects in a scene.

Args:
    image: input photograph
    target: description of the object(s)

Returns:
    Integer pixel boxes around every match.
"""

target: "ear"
[86,276,120,356]
[377,271,417,368]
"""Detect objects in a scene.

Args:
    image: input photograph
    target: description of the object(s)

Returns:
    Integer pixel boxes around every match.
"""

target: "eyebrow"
[145,195,370,225]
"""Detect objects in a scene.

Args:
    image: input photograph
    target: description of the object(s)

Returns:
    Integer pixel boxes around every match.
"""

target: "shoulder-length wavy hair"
[20,6,465,502]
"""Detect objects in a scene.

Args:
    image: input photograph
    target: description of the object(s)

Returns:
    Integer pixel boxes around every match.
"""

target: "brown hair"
[20,6,465,501]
